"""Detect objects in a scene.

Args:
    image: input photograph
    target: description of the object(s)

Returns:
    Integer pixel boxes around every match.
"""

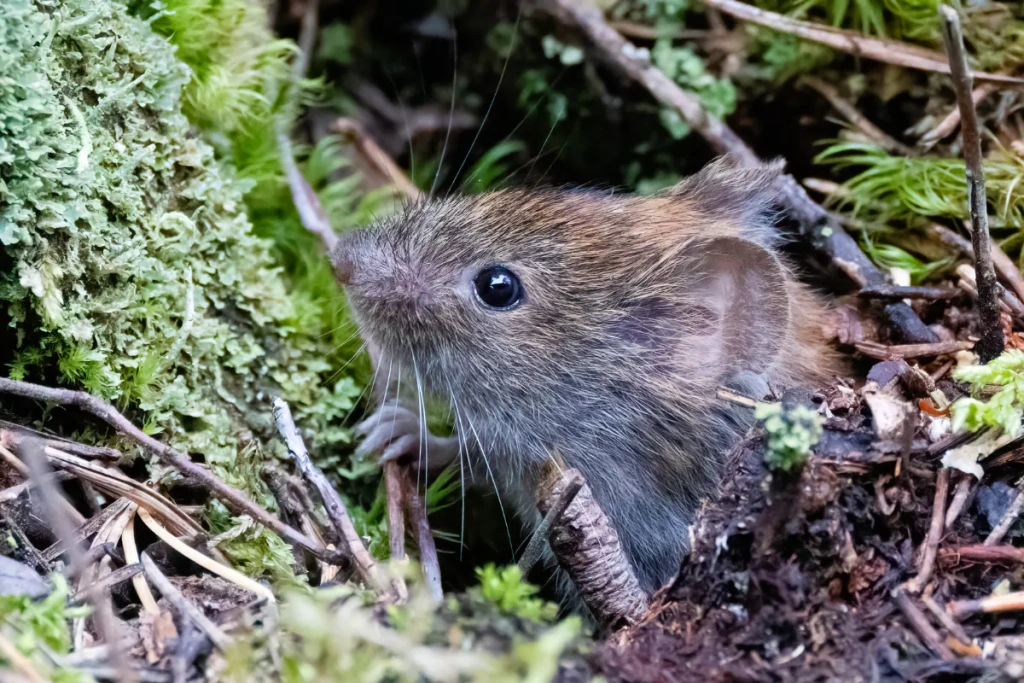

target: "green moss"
[756,401,823,472]
[475,564,559,623]
[950,349,1024,437]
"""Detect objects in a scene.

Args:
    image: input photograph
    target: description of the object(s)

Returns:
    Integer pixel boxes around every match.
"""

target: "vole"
[332,158,839,596]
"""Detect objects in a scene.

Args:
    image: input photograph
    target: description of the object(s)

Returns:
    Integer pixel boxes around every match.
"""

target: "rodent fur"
[333,158,840,596]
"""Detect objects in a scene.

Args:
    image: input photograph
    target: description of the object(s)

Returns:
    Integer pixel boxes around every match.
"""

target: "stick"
[906,467,950,594]
[401,472,443,603]
[0,378,325,558]
[927,224,1024,304]
[920,594,976,649]
[140,553,231,651]
[919,83,997,148]
[535,462,648,627]
[701,0,1023,84]
[854,340,974,361]
[941,544,1024,564]
[894,590,955,659]
[519,471,584,577]
[944,473,975,529]
[531,0,935,343]
[983,482,1024,546]
[333,119,423,202]
[384,462,406,563]
[276,132,339,254]
[0,630,50,683]
[940,5,1004,362]
[950,590,1024,619]
[272,398,385,594]
[857,284,961,301]
[801,76,912,155]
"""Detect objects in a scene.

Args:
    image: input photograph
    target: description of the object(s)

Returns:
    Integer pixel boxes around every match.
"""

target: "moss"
[0,0,387,584]
[756,401,823,472]
[950,349,1024,437]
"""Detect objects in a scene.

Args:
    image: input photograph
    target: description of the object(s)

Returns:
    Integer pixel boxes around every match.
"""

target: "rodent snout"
[330,235,356,286]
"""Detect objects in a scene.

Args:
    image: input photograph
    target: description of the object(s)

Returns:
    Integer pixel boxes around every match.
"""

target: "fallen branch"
[941,544,1024,564]
[801,76,911,155]
[921,594,979,656]
[536,462,648,628]
[702,0,1024,84]
[857,284,961,301]
[333,118,423,202]
[944,473,976,529]
[272,398,385,594]
[940,5,1004,362]
[905,466,950,594]
[0,378,326,559]
[531,0,935,344]
[918,83,997,148]
[276,132,339,254]
[950,590,1024,619]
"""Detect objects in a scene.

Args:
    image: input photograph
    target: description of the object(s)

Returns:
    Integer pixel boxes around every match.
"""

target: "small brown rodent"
[332,158,839,596]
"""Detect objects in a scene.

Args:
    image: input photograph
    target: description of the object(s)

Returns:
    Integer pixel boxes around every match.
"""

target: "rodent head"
[332,159,798,452]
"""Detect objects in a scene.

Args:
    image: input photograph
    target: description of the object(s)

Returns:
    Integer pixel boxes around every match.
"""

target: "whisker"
[446,2,522,196]
[429,17,458,200]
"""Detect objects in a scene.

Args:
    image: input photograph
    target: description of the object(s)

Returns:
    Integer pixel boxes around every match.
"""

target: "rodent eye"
[473,266,523,310]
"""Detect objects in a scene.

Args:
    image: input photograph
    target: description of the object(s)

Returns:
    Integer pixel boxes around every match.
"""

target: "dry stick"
[139,553,231,651]
[801,76,912,155]
[272,398,385,594]
[854,340,974,361]
[857,284,961,301]
[950,590,1024,619]
[928,223,1024,313]
[983,481,1024,546]
[534,0,935,344]
[944,473,976,529]
[701,0,1024,84]
[0,378,325,558]
[919,83,998,148]
[401,472,443,603]
[20,438,135,683]
[940,5,1004,362]
[921,594,977,649]
[71,563,144,604]
[894,590,955,659]
[942,544,1024,564]
[333,118,424,202]
[536,463,648,627]
[384,464,407,563]
[906,467,951,594]
[518,471,584,577]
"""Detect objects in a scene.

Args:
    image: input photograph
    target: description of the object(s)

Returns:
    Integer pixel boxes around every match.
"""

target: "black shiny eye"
[474,266,523,310]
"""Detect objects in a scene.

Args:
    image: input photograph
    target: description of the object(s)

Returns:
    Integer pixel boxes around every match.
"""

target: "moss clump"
[756,401,823,472]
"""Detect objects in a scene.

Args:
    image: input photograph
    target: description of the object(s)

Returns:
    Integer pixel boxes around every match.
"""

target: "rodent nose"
[330,235,356,286]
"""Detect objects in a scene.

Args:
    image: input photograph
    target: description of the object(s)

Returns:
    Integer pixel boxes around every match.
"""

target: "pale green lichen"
[951,349,1024,438]
[756,401,823,472]
[0,0,378,584]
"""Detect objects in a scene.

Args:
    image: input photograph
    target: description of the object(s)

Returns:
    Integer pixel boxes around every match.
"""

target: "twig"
[519,471,584,577]
[944,473,976,529]
[940,5,1004,362]
[291,0,319,82]
[919,83,998,148]
[701,0,1024,84]
[71,563,143,604]
[20,438,133,682]
[950,590,1024,619]
[920,594,976,651]
[906,467,950,594]
[801,76,912,155]
[272,398,384,594]
[0,378,325,558]
[941,544,1024,564]
[535,462,648,627]
[857,284,961,301]
[0,424,121,461]
[401,472,443,603]
[0,630,50,683]
[384,462,406,563]
[140,553,231,650]
[609,21,712,41]
[532,0,934,343]
[983,481,1024,546]
[929,223,1024,311]
[895,589,955,659]
[855,340,974,360]
[715,387,759,408]
[332,118,423,202]
[276,132,339,254]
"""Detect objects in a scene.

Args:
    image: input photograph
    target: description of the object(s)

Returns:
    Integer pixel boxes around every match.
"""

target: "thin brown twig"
[940,5,1004,362]
[906,467,950,594]
[857,284,961,301]
[332,118,423,202]
[401,471,443,603]
[0,378,325,558]
[920,594,980,656]
[801,76,912,155]
[702,0,1024,84]
[384,462,406,563]
[0,630,50,683]
[950,590,1024,619]
[941,544,1024,564]
[531,0,935,344]
[272,398,383,594]
[944,473,976,529]
[894,589,955,659]
[983,480,1024,546]
[854,340,974,361]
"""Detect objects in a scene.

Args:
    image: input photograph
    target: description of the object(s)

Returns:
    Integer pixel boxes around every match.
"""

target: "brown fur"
[333,157,841,597]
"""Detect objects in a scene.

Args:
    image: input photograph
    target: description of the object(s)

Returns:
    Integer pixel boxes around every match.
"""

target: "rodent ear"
[667,157,786,248]
[693,236,792,375]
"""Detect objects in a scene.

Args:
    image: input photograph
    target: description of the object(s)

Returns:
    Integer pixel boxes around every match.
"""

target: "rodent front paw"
[354,401,458,469]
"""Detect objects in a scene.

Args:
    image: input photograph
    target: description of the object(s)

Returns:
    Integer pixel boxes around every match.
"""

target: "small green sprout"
[950,349,1024,437]
[755,402,823,473]
[475,564,558,623]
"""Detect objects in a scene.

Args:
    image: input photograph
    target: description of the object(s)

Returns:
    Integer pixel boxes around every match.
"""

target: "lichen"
[756,401,823,472]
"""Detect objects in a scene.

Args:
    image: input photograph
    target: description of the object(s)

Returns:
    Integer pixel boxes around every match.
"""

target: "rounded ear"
[694,236,792,374]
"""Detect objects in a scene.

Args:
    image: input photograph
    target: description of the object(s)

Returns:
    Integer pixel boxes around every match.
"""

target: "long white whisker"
[430,20,458,199]
[412,353,428,497]
[447,392,467,561]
